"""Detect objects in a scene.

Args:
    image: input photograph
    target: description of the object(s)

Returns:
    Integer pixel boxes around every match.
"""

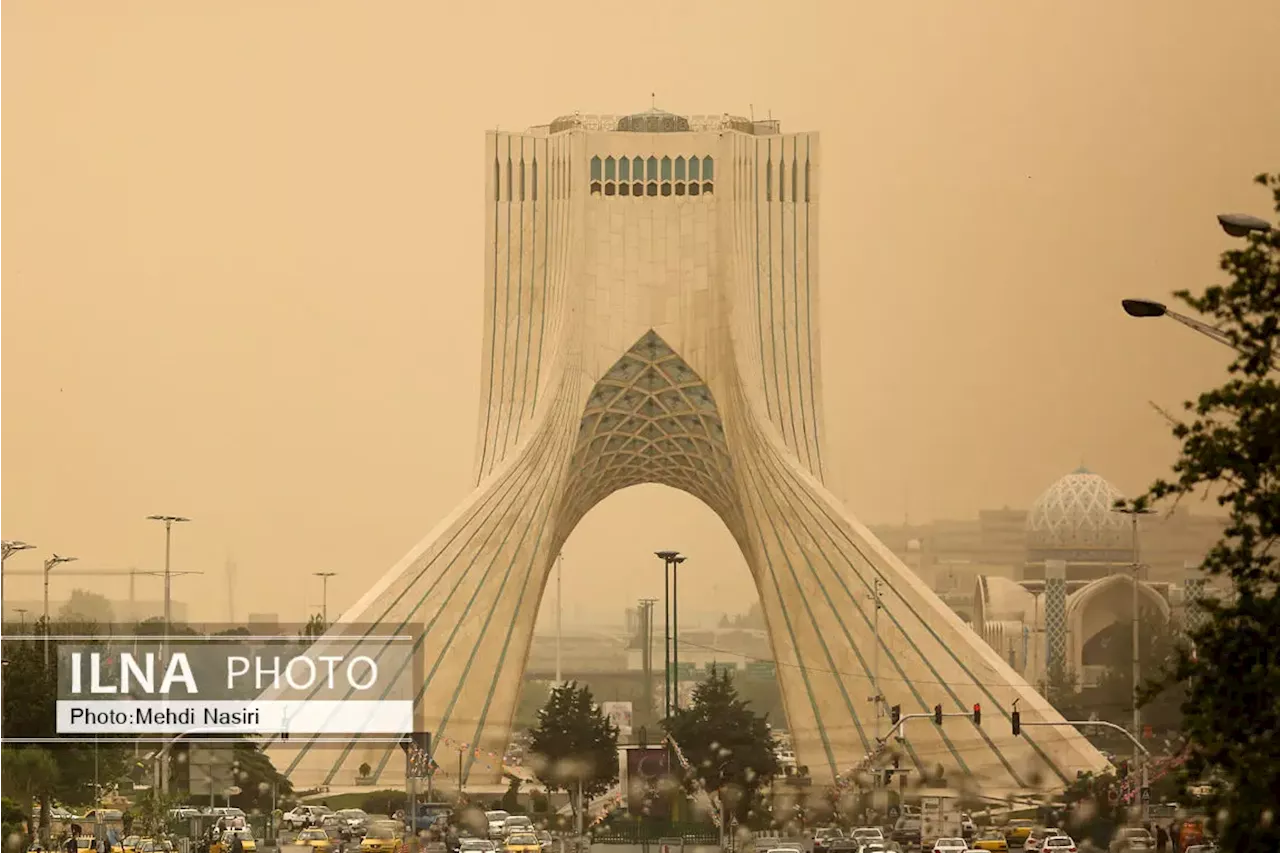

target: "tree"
[528,682,619,820]
[227,738,294,813]
[0,748,59,836]
[59,590,115,625]
[663,669,780,824]
[301,614,326,642]
[1120,172,1280,852]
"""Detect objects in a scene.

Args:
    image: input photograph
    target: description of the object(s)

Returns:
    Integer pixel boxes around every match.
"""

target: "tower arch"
[261,115,1109,796]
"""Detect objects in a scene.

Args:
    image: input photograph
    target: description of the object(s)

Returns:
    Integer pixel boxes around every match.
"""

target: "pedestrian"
[229,834,244,853]
[1155,824,1169,852]
[63,834,77,853]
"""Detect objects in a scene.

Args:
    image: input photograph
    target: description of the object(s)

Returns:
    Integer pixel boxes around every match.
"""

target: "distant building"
[873,467,1227,688]
[247,612,281,633]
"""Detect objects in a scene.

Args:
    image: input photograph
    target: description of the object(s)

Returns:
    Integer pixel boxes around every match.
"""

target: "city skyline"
[4,1,1279,626]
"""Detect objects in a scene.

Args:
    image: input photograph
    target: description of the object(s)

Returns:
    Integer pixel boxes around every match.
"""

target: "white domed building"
[972,467,1172,688]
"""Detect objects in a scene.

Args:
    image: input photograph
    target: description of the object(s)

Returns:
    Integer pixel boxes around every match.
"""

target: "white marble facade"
[263,110,1108,794]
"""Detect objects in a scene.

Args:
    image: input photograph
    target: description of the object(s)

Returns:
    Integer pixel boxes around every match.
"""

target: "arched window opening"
[519,159,526,202]
[689,156,701,181]
[633,156,644,180]
[766,160,773,202]
[647,157,659,181]
[506,158,513,201]
[590,181,602,196]
[590,156,603,181]
[660,156,672,180]
[604,156,616,180]
[532,158,539,201]
[494,158,501,201]
[804,160,811,203]
[675,182,686,196]
[689,182,701,196]
[702,156,714,180]
[619,157,630,181]
[604,182,617,197]
[702,182,714,195]
[675,157,686,180]
[619,182,630,196]
[632,182,643,197]
[646,182,658,197]
[661,182,672,197]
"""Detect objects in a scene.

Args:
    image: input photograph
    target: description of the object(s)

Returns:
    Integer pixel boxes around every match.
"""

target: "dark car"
[814,830,845,853]
[828,842,861,853]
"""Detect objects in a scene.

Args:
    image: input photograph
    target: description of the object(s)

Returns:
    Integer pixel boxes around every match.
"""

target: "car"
[121,838,140,853]
[286,807,332,831]
[932,838,967,853]
[502,834,540,853]
[852,828,884,843]
[972,830,1009,852]
[813,828,844,852]
[459,842,496,853]
[892,816,922,848]
[337,811,370,835]
[484,812,510,840]
[360,826,404,853]
[296,829,335,852]
[1003,822,1034,847]
[1040,838,1075,853]
[212,830,257,853]
[501,817,533,838]
[534,832,552,852]
[1109,828,1154,852]
[1023,829,1065,852]
[827,842,860,853]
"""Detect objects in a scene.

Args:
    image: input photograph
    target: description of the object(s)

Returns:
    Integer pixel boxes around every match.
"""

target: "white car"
[1025,829,1065,851]
[1041,838,1076,853]
[853,828,884,842]
[485,811,510,839]
[932,840,967,853]
[501,817,533,837]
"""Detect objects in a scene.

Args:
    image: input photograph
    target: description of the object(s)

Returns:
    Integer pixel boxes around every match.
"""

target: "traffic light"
[1011,710,1021,736]
[883,769,893,787]
[1118,760,1129,780]
[890,705,901,726]
[972,703,981,726]
[933,704,943,725]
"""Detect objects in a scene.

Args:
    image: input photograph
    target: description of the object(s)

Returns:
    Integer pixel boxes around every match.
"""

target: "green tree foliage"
[528,682,619,814]
[663,669,779,823]
[228,739,294,814]
[0,748,59,833]
[1121,173,1280,852]
[58,590,115,625]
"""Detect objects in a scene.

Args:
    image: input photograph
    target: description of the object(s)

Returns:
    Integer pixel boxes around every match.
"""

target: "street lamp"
[2,540,36,622]
[146,514,190,658]
[1112,504,1154,807]
[654,550,686,716]
[1121,210,1276,366]
[43,554,78,666]
[313,572,337,624]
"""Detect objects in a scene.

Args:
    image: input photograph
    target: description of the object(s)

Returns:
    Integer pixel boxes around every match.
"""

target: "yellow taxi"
[502,833,541,853]
[359,826,404,853]
[295,829,334,852]
[122,837,141,853]
[1003,820,1035,846]
[972,829,1010,852]
[211,830,257,853]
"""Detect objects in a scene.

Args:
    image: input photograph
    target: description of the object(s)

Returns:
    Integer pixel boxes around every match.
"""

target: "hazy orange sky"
[4,1,1278,626]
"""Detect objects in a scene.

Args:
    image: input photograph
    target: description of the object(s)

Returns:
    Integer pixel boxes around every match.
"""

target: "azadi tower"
[265,109,1109,794]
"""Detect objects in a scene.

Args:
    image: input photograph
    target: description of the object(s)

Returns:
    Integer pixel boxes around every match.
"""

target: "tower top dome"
[616,108,691,133]
[1026,466,1130,551]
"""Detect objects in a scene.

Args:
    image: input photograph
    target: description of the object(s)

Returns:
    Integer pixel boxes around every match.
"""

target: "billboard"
[601,701,633,736]
[626,747,670,817]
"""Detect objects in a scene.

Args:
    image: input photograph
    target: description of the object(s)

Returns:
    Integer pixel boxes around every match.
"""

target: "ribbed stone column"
[1044,559,1068,677]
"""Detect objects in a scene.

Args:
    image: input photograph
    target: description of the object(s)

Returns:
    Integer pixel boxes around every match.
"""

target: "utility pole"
[0,537,34,742]
[555,552,564,685]
[1113,506,1154,819]
[147,514,191,662]
[869,577,884,737]
[639,598,657,725]
[313,572,337,624]
[43,554,77,666]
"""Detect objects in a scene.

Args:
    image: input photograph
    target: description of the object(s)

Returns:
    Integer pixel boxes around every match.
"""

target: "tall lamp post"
[43,554,77,666]
[313,572,337,624]
[1121,211,1276,370]
[1113,504,1154,816]
[654,550,685,716]
[147,515,190,661]
[2,540,36,622]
